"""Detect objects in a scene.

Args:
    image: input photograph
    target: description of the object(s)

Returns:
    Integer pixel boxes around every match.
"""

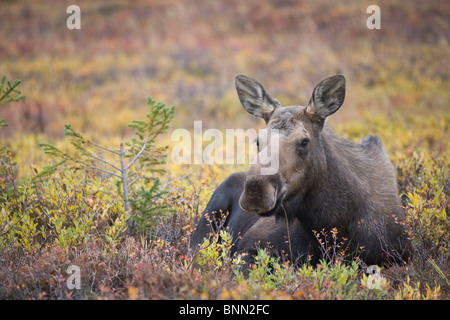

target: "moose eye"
[299,138,310,148]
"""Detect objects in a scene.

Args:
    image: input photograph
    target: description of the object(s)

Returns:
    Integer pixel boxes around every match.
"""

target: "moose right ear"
[235,74,280,123]
[306,75,346,124]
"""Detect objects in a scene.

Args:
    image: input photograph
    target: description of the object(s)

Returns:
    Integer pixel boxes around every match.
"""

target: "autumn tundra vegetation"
[0,0,448,299]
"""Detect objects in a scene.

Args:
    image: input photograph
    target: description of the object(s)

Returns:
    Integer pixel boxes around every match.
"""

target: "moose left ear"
[235,74,281,124]
[306,75,346,122]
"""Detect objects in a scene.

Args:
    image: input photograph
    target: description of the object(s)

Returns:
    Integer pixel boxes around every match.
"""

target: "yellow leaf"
[128,286,139,300]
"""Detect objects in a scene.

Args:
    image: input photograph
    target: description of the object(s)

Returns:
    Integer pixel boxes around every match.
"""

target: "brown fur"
[191,74,410,268]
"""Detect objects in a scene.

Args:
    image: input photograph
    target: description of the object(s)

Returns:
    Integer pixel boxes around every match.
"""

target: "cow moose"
[190,74,410,269]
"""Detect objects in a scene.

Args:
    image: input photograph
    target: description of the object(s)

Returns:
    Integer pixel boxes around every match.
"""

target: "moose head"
[235,74,346,215]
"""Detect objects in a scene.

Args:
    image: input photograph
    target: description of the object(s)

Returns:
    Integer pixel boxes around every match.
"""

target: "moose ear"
[306,75,346,123]
[235,74,280,123]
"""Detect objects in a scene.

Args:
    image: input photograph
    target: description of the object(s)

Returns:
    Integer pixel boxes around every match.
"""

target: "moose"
[191,74,409,268]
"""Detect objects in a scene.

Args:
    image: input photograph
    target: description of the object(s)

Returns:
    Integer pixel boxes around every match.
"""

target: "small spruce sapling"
[40,96,175,235]
[1,75,26,149]
[1,75,26,186]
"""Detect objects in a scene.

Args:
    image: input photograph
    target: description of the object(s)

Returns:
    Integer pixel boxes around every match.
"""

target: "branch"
[0,76,25,104]
[88,140,121,156]
[84,163,122,179]
[126,135,150,171]
[0,210,26,237]
[87,153,122,173]
[128,173,140,188]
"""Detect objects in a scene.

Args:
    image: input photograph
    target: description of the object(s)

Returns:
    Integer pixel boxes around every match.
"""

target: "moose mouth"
[257,187,288,217]
[240,185,288,216]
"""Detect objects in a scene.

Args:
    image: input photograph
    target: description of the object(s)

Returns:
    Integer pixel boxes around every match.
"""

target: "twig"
[126,135,150,171]
[428,258,450,286]
[281,204,294,264]
[88,140,121,155]
[0,210,26,237]
[85,163,122,179]
[87,153,122,172]
[128,173,140,188]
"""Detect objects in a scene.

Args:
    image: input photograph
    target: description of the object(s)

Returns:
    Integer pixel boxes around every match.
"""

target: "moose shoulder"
[191,74,410,268]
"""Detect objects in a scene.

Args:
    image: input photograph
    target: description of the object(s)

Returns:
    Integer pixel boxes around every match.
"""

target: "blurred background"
[0,0,449,178]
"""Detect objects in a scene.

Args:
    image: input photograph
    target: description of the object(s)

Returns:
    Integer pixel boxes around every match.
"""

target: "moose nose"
[239,177,279,214]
